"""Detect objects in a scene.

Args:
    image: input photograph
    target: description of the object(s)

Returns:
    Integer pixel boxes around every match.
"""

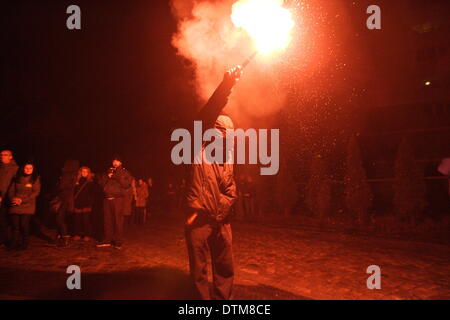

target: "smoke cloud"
[170,0,289,123]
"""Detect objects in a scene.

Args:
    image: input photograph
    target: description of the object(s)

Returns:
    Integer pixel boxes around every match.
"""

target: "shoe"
[56,236,70,247]
[96,242,112,248]
[9,232,20,250]
[55,236,63,247]
[72,235,81,241]
[56,236,69,247]
[17,243,28,251]
[63,236,70,247]
[83,236,91,242]
[19,237,29,250]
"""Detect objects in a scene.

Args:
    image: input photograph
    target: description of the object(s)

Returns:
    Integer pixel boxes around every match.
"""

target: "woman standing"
[123,178,135,227]
[134,178,149,224]
[72,166,95,241]
[8,163,41,250]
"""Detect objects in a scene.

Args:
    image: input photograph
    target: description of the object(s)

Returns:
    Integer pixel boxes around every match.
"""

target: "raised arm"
[196,66,242,130]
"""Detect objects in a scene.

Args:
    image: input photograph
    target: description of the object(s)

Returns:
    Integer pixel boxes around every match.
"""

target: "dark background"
[1,0,197,185]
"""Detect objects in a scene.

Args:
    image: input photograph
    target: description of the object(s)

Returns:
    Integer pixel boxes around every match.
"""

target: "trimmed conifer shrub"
[344,136,372,224]
[393,137,426,226]
[306,154,331,219]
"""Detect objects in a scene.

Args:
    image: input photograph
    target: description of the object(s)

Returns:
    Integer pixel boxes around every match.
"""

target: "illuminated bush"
[305,154,331,219]
[393,137,426,225]
[343,136,372,224]
[274,159,298,216]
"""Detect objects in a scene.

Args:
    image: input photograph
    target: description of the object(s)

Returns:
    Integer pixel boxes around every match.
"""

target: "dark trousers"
[103,198,124,245]
[135,207,146,224]
[0,203,10,244]
[242,197,254,219]
[185,220,234,300]
[73,211,92,237]
[11,214,31,245]
[56,202,69,237]
[124,215,131,226]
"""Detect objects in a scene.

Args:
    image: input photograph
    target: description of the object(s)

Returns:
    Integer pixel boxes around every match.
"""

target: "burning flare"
[231,0,295,55]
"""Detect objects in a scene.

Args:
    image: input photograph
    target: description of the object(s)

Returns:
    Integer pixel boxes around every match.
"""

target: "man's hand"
[223,65,243,87]
[12,198,22,205]
[185,212,198,226]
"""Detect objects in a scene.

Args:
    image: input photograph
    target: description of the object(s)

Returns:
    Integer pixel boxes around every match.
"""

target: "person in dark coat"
[438,157,450,212]
[97,155,132,249]
[146,177,153,216]
[241,175,256,220]
[122,178,135,227]
[8,163,41,250]
[166,183,177,216]
[55,159,79,247]
[0,150,19,246]
[177,179,187,210]
[184,66,241,300]
[235,174,246,221]
[133,178,149,224]
[72,166,96,241]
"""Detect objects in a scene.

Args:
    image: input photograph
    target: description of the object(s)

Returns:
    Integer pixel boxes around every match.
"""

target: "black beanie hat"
[112,154,123,163]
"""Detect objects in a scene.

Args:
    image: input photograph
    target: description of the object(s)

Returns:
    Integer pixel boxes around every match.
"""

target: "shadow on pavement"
[0,266,309,300]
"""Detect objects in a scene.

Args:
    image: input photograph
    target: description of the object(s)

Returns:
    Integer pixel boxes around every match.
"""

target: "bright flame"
[231,0,295,55]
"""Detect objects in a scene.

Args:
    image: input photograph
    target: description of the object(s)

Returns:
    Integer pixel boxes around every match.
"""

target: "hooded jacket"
[185,76,237,223]
[0,159,19,200]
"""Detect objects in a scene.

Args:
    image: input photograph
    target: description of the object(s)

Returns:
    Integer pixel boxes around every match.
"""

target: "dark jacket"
[122,182,135,216]
[73,178,95,210]
[100,166,132,199]
[185,77,237,223]
[57,160,79,211]
[0,159,19,200]
[8,175,41,215]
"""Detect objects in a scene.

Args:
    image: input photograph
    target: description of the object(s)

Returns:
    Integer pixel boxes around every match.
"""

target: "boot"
[56,235,64,247]
[56,235,62,247]
[8,231,20,251]
[62,235,70,247]
[56,235,70,247]
[18,236,29,250]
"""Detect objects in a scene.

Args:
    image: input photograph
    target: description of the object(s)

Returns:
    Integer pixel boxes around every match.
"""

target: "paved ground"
[0,218,449,300]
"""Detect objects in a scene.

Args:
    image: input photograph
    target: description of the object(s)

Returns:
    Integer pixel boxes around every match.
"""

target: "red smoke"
[170,0,291,123]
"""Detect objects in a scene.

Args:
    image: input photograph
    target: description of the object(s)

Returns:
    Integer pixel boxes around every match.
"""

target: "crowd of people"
[0,150,257,250]
[0,148,259,252]
[0,150,153,251]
